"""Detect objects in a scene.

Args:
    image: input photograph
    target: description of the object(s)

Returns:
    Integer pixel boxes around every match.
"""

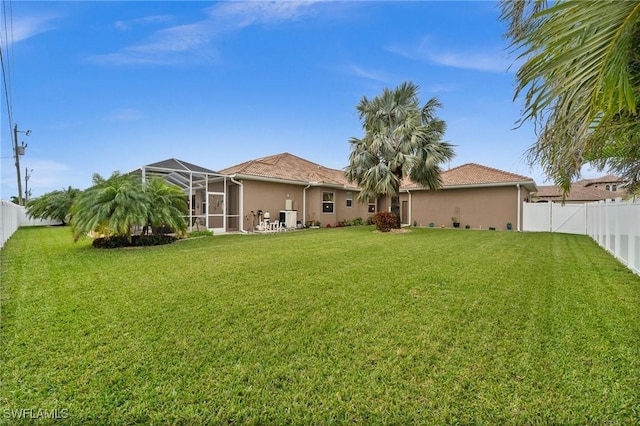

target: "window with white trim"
[346,192,353,207]
[322,192,334,213]
[368,197,376,213]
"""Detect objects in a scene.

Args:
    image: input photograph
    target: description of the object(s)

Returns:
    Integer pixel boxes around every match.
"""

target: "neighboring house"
[533,175,626,204]
[400,163,537,231]
[219,153,376,230]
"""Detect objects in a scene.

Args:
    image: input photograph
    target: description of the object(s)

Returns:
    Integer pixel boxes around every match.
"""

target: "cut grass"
[1,226,639,424]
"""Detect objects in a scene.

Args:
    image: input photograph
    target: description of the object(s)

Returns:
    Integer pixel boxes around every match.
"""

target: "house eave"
[401,181,538,192]
[229,173,360,191]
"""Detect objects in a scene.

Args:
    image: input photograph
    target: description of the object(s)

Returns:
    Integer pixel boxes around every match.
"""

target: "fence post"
[630,199,639,274]
[614,198,621,259]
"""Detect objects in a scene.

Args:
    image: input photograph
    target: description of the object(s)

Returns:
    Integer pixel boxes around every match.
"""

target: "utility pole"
[24,168,33,203]
[13,124,31,206]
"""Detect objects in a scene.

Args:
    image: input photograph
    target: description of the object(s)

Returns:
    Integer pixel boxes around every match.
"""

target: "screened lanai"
[133,159,241,233]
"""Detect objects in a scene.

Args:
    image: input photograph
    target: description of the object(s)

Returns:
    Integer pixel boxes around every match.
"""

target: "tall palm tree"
[501,1,640,193]
[345,81,455,225]
[26,186,81,225]
[71,172,149,242]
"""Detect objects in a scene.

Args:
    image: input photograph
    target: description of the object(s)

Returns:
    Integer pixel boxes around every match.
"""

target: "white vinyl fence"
[586,199,640,276]
[0,200,61,249]
[523,199,640,275]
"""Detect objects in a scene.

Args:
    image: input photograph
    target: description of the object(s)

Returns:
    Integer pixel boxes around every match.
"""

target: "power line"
[1,0,14,134]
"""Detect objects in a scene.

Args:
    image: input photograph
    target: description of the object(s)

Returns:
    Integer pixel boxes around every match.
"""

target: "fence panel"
[1,200,21,249]
[551,203,586,234]
[586,199,640,275]
[523,202,551,232]
[1,200,61,249]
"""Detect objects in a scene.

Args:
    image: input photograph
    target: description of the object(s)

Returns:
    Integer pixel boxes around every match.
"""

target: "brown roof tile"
[583,174,623,186]
[219,152,356,188]
[535,183,623,202]
[402,163,536,189]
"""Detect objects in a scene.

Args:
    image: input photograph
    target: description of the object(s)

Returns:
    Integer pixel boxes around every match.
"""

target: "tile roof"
[221,154,537,191]
[402,163,536,189]
[535,178,625,202]
[584,174,624,185]
[219,152,356,188]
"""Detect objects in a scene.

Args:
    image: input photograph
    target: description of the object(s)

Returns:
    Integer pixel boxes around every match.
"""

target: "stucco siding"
[239,180,375,228]
[405,185,530,230]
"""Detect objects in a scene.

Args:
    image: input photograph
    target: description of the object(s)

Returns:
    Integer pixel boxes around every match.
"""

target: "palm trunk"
[390,195,401,228]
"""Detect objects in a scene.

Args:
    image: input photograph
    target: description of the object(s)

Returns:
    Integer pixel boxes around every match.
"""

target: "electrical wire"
[0,0,15,137]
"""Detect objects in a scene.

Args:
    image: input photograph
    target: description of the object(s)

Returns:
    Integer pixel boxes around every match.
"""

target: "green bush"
[92,235,177,249]
[372,212,399,232]
[351,217,364,226]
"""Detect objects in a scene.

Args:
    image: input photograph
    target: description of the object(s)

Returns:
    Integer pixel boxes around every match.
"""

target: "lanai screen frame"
[135,160,238,233]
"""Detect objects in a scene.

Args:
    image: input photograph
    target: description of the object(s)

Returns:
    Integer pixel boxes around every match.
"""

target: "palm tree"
[345,81,455,225]
[25,186,81,225]
[501,1,640,193]
[71,172,149,242]
[144,177,188,236]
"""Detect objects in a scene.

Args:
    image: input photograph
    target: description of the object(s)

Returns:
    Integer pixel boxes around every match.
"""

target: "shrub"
[92,235,177,249]
[372,211,400,232]
[351,217,364,226]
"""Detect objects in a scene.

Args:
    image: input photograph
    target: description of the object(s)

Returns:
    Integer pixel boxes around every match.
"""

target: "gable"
[401,163,537,191]
[220,152,358,189]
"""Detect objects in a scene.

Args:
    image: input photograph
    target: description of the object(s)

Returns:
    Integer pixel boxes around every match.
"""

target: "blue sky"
[2,1,566,199]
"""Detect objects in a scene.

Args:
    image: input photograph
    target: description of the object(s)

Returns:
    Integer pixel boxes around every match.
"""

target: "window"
[368,197,376,213]
[606,185,611,191]
[322,192,334,213]
[612,185,617,191]
[346,192,353,207]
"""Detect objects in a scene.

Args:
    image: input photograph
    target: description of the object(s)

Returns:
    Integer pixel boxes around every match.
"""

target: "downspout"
[516,184,521,231]
[230,176,246,233]
[408,190,412,226]
[303,183,311,226]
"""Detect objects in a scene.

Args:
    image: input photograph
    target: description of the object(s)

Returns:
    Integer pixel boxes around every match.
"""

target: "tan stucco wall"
[402,185,531,230]
[240,180,375,229]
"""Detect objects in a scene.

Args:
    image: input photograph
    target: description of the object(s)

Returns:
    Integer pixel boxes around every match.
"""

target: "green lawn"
[1,226,639,424]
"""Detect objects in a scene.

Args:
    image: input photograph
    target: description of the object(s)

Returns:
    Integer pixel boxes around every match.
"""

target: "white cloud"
[341,63,387,83]
[207,1,319,27]
[10,15,59,42]
[387,37,514,74]
[87,2,320,66]
[104,109,146,123]
[114,15,173,31]
[1,158,71,198]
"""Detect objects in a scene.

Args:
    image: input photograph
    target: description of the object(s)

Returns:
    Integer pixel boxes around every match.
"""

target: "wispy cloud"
[104,108,146,123]
[10,15,59,42]
[114,15,173,31]
[387,36,514,74]
[207,1,319,27]
[88,2,320,66]
[423,83,459,94]
[340,63,387,83]
[3,158,71,196]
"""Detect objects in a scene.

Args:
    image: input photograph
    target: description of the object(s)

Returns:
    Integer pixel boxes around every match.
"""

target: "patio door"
[207,192,225,233]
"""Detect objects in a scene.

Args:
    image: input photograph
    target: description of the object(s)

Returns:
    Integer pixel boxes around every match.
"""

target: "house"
[400,163,537,231]
[533,175,626,204]
[218,153,376,230]
[135,155,537,233]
